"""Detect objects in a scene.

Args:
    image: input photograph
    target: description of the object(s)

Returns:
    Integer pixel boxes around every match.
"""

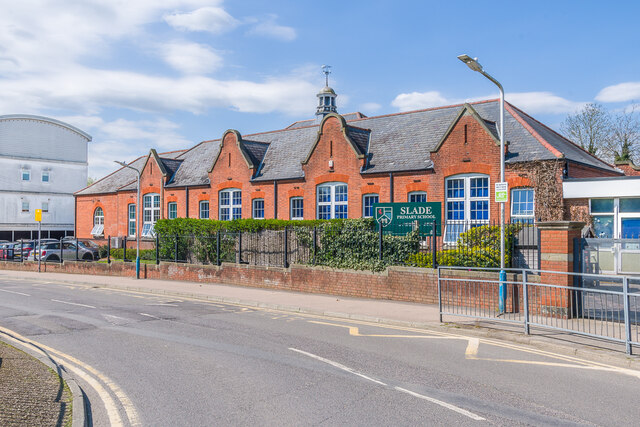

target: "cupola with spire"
[316,65,338,119]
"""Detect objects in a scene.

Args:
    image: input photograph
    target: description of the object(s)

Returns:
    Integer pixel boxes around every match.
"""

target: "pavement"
[1,268,639,426]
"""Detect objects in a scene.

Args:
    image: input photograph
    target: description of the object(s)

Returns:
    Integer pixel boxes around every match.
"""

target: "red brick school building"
[75,83,622,242]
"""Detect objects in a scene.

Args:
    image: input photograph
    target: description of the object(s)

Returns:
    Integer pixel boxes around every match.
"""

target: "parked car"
[62,238,100,260]
[0,242,16,260]
[28,241,97,262]
[18,239,58,259]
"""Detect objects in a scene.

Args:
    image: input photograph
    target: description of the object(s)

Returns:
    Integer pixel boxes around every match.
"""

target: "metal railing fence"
[148,219,539,271]
[438,266,640,354]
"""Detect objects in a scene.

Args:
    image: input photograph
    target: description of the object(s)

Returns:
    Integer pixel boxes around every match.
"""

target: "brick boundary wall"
[0,260,545,308]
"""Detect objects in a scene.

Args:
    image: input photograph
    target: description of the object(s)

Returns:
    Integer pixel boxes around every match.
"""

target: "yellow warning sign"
[35,209,42,222]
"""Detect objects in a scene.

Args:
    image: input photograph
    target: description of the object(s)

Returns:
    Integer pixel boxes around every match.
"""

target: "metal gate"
[578,238,640,276]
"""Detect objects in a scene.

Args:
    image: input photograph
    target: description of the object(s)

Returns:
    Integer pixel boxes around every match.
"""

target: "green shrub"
[110,248,156,261]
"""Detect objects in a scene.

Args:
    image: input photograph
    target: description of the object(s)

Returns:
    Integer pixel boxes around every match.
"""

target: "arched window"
[142,193,160,237]
[444,174,489,243]
[220,188,241,220]
[91,207,104,236]
[317,182,348,219]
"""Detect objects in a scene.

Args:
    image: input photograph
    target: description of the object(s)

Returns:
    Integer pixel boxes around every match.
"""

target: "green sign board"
[373,202,442,236]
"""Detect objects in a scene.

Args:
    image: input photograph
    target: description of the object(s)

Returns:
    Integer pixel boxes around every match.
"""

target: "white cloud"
[595,82,640,103]
[504,92,585,114]
[164,6,239,34]
[246,14,296,41]
[160,42,223,74]
[391,91,459,112]
[58,114,193,177]
[391,90,584,114]
[360,102,382,113]
[0,67,318,116]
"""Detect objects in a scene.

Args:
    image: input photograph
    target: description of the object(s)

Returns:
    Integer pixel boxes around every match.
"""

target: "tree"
[87,177,96,186]
[561,103,612,157]
[609,106,640,163]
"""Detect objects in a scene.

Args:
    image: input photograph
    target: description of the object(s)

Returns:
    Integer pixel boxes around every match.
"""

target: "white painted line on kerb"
[289,348,387,386]
[289,348,485,421]
[0,288,31,296]
[395,387,485,421]
[51,299,96,308]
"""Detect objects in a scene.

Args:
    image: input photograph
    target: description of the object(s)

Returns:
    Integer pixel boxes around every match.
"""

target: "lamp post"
[115,160,141,279]
[457,54,507,311]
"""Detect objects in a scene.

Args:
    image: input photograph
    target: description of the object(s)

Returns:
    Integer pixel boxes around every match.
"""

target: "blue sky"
[1,0,639,179]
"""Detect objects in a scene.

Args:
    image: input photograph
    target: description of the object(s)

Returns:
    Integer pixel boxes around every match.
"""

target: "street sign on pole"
[495,182,508,203]
[35,209,42,272]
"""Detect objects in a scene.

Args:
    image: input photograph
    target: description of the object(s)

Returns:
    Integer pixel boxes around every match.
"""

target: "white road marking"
[289,348,387,386]
[103,314,129,320]
[51,299,96,308]
[139,313,162,320]
[465,338,480,357]
[0,288,31,296]
[289,347,484,420]
[394,386,485,421]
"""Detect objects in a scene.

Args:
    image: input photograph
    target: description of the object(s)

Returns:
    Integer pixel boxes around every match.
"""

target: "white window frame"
[199,200,210,219]
[142,193,160,237]
[41,202,49,213]
[408,191,427,203]
[21,169,30,181]
[510,188,534,224]
[219,188,241,220]
[168,202,177,220]
[362,194,379,218]
[444,174,490,243]
[21,201,29,212]
[316,182,348,219]
[128,204,136,237]
[290,197,304,220]
[42,170,50,183]
[252,199,264,219]
[91,207,104,236]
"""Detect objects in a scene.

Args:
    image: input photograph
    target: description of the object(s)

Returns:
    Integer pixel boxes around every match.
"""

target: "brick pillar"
[537,221,584,317]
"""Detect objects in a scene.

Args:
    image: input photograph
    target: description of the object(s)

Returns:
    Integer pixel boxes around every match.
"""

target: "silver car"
[28,241,97,262]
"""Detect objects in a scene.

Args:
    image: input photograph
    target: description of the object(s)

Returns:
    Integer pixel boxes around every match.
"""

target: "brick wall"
[75,111,621,239]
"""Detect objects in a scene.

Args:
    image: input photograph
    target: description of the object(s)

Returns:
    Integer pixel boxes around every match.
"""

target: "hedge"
[110,248,156,261]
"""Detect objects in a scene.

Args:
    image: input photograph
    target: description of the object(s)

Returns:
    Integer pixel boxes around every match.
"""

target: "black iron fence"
[149,220,539,272]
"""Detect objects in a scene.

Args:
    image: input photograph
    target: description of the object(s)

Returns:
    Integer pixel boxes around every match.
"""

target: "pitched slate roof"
[76,99,619,195]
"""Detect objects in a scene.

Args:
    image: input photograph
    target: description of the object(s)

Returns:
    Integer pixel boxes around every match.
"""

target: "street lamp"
[115,160,141,279]
[457,54,507,311]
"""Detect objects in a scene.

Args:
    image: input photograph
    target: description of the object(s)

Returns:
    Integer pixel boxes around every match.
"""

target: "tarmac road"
[1,275,639,426]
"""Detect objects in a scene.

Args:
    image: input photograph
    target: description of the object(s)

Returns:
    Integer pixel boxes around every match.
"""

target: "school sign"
[373,202,442,236]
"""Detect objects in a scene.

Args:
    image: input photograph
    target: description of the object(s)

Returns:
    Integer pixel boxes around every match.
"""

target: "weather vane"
[321,65,331,86]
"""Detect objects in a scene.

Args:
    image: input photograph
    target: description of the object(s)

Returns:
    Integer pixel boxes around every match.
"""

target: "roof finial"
[321,64,331,87]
